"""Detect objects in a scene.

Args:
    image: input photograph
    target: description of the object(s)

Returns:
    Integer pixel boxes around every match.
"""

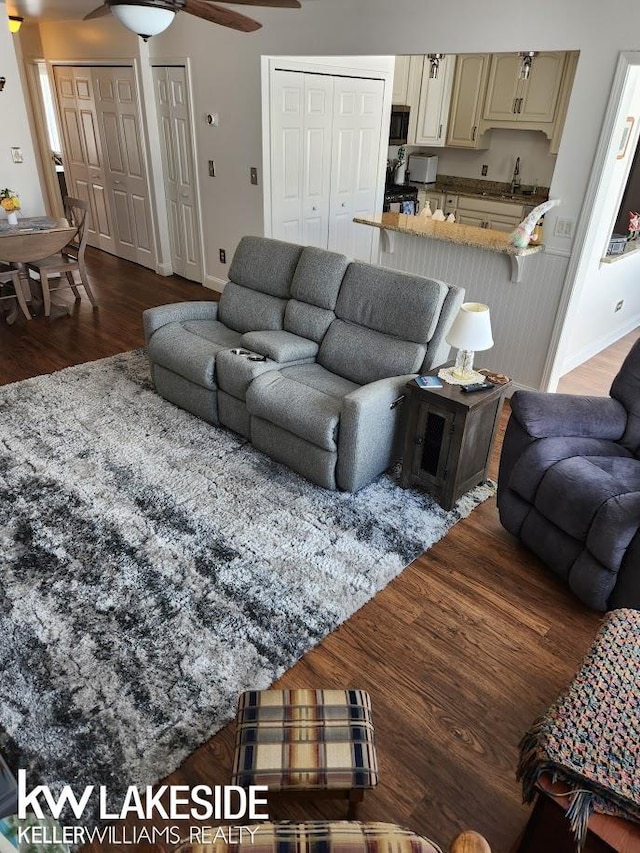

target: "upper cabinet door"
[392,55,411,104]
[483,54,522,121]
[412,55,455,147]
[446,54,490,148]
[518,52,565,123]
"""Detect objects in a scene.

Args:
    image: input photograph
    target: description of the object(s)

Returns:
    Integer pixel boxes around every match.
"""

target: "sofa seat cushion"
[246,364,360,452]
[241,330,319,363]
[535,456,640,571]
[147,319,242,389]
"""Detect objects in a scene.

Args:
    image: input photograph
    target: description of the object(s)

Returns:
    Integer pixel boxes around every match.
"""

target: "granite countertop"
[409,174,550,208]
[353,212,544,258]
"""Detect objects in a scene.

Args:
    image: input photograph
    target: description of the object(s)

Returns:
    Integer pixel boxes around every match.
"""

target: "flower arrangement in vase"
[0,188,20,225]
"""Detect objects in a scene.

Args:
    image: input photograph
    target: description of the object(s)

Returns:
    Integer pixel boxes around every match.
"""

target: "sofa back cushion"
[284,246,349,342]
[610,337,640,455]
[218,236,303,333]
[318,262,447,384]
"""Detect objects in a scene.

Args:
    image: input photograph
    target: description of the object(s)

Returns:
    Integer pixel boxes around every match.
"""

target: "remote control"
[460,380,495,393]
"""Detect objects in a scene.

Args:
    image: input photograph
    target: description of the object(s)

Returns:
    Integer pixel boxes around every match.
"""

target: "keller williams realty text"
[18,770,269,821]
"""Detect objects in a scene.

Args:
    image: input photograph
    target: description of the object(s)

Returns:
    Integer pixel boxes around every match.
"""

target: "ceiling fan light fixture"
[110,4,176,40]
[8,15,24,34]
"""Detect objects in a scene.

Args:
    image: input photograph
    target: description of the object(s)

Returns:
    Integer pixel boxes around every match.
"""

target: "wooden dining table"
[0,216,76,324]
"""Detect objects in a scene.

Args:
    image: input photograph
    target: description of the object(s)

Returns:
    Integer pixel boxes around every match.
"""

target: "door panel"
[54,66,115,254]
[328,76,384,260]
[271,70,333,248]
[151,65,203,282]
[93,66,155,268]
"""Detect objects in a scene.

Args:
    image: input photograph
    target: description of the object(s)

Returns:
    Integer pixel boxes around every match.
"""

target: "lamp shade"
[111,4,175,39]
[446,302,494,352]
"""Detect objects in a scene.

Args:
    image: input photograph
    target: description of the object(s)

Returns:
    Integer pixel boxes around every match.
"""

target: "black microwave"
[389,105,410,145]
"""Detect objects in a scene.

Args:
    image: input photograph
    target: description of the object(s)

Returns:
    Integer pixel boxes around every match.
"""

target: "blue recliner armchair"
[497,339,640,611]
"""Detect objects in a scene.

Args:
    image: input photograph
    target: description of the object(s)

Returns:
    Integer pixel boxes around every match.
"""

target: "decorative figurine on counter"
[419,201,432,218]
[509,198,560,248]
[432,208,446,221]
[627,210,640,241]
[446,212,456,223]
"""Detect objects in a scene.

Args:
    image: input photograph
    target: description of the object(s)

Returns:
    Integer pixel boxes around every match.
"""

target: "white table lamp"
[445,302,494,380]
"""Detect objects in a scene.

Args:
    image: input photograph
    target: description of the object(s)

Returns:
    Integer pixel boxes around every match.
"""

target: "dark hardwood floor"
[1,250,611,853]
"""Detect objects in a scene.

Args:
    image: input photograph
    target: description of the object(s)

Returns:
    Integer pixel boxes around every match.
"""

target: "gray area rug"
[0,350,494,817]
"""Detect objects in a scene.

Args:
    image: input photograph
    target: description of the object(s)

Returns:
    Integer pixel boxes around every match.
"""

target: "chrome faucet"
[510,157,521,194]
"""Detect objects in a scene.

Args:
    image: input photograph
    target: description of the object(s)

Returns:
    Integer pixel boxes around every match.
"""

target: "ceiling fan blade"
[84,3,112,20]
[202,0,301,7]
[184,0,262,30]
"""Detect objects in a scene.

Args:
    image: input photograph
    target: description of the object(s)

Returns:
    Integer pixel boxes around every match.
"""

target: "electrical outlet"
[250,167,258,186]
[219,249,226,264]
[208,160,216,177]
[481,164,488,176]
[554,218,575,238]
[615,299,624,312]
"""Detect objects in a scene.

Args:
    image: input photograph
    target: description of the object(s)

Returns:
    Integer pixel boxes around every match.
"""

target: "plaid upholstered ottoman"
[231,689,378,817]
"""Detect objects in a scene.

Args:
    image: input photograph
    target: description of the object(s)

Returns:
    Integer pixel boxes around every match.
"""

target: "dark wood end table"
[399,369,511,509]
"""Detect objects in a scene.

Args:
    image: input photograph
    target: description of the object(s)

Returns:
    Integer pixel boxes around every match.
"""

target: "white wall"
[27,0,640,384]
[0,2,45,216]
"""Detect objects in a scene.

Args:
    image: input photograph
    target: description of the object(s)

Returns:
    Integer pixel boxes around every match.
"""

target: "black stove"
[383,183,418,212]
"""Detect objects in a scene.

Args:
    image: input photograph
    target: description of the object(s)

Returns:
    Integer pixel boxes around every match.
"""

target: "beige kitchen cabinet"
[549,51,579,154]
[482,52,566,134]
[446,54,491,149]
[454,195,524,230]
[417,189,445,214]
[392,55,412,104]
[407,55,455,147]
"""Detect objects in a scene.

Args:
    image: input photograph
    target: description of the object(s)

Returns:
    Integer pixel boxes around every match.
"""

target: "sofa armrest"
[143,301,219,344]
[337,374,416,492]
[241,330,318,363]
[511,390,627,440]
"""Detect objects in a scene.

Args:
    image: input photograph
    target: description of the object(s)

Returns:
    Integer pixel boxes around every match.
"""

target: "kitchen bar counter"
[353,212,543,282]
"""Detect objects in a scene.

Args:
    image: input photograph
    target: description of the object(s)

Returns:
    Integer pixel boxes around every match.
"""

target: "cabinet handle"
[438,123,442,139]
[517,97,523,114]
[472,125,477,141]
[341,202,346,207]
[513,98,518,114]
[312,205,317,211]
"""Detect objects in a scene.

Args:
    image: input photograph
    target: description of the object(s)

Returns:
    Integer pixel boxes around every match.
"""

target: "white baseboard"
[203,275,227,294]
[561,315,640,375]
[155,260,174,276]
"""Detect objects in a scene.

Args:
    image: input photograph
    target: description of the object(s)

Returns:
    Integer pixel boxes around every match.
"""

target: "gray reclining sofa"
[144,236,463,491]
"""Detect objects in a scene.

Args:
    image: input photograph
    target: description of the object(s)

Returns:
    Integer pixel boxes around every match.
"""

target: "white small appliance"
[408,154,438,184]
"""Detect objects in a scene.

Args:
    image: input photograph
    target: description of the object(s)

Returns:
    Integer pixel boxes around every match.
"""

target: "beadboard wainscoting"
[375,238,570,389]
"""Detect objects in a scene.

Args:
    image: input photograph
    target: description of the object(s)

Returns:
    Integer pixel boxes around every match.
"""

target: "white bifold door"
[54,65,155,269]
[152,66,202,282]
[270,69,385,261]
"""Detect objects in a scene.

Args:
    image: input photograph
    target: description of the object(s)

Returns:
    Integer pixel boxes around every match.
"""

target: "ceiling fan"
[84,0,301,40]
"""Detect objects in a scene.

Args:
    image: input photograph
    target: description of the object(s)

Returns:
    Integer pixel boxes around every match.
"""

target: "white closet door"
[270,69,333,247]
[328,76,384,260]
[54,66,115,254]
[93,66,155,269]
[153,66,203,281]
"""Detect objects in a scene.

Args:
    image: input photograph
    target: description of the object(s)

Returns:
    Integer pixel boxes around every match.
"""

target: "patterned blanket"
[517,608,640,849]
